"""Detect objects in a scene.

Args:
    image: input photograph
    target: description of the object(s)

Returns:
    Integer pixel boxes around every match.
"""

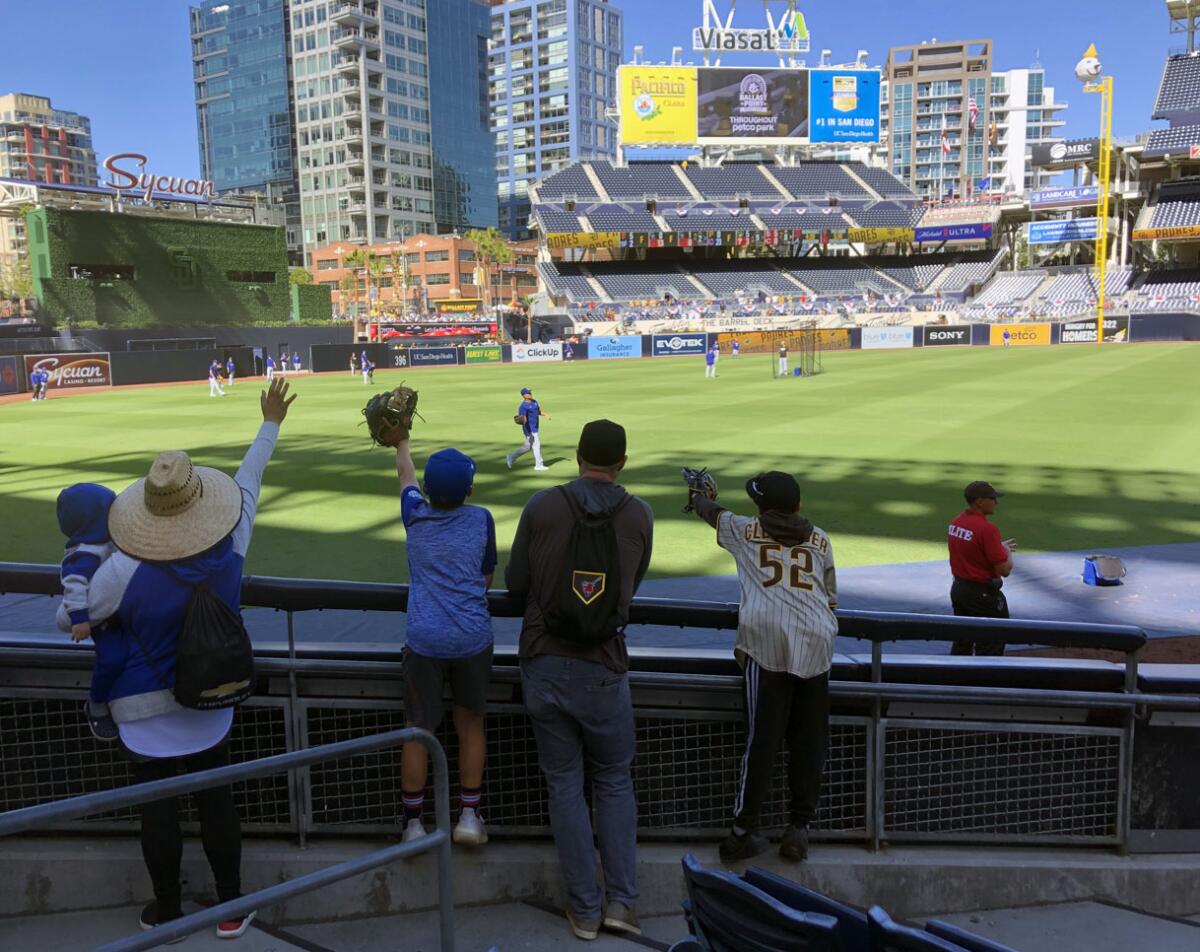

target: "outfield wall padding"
[1129,313,1200,341]
[309,343,392,374]
[82,325,353,355]
[109,347,254,386]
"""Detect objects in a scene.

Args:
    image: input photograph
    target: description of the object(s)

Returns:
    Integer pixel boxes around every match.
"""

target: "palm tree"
[467,227,512,315]
[343,248,373,335]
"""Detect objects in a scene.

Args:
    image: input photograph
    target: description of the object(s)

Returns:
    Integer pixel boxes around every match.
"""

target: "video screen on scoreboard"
[696,68,809,143]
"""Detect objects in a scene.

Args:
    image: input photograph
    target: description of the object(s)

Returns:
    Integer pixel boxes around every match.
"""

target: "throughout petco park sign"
[693,0,810,54]
[103,153,216,202]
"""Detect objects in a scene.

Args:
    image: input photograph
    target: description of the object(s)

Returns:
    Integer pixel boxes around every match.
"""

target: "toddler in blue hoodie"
[57,483,125,742]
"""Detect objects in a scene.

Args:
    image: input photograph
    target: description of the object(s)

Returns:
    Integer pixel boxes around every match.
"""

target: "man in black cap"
[947,481,1017,655]
[688,471,838,865]
[506,419,653,940]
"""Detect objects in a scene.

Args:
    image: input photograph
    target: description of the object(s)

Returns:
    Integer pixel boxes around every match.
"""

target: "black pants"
[733,659,829,832]
[950,578,1009,656]
[131,743,242,911]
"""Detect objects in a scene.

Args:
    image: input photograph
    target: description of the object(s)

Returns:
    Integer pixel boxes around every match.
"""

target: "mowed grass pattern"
[2,343,1198,582]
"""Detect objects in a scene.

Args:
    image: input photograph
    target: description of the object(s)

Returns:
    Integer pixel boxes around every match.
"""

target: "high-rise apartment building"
[488,0,622,238]
[882,39,1065,199]
[191,0,495,268]
[0,93,97,281]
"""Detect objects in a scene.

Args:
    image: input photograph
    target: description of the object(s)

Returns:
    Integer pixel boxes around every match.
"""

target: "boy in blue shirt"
[389,431,497,847]
[506,386,552,471]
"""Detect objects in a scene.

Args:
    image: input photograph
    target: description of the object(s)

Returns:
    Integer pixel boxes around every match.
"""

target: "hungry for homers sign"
[24,353,113,389]
[103,153,216,202]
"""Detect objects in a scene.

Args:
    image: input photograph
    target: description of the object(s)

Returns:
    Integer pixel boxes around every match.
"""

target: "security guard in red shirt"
[947,481,1017,656]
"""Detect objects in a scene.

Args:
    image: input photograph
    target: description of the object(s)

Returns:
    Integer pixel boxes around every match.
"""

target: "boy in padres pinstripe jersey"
[689,471,837,864]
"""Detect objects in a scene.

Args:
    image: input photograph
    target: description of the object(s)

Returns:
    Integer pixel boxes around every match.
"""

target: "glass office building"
[489,0,623,238]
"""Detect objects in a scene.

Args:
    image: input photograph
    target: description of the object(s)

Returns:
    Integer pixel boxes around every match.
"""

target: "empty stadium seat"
[583,204,661,232]
[744,867,871,952]
[538,261,596,302]
[1144,124,1200,157]
[753,204,846,232]
[681,854,842,952]
[689,261,800,296]
[851,163,919,200]
[773,163,870,200]
[867,907,969,951]
[1149,200,1200,229]
[594,162,693,200]
[938,251,1006,293]
[843,203,924,230]
[968,272,1046,309]
[535,163,600,201]
[1154,53,1200,118]
[533,205,583,233]
[686,165,781,199]
[925,920,1018,952]
[587,262,697,301]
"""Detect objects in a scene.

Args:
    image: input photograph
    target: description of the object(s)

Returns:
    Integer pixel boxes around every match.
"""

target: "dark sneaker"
[85,701,119,742]
[602,900,642,935]
[216,909,256,939]
[779,824,810,862]
[566,906,601,941]
[718,828,768,864]
[139,900,186,944]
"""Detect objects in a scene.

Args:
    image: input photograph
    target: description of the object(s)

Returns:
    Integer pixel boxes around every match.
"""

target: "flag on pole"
[968,97,979,130]
[941,115,951,155]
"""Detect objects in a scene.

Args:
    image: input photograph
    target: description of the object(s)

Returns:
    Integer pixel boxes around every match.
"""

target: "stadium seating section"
[1144,124,1200,157]
[1148,199,1200,229]
[1153,53,1200,118]
[534,164,599,201]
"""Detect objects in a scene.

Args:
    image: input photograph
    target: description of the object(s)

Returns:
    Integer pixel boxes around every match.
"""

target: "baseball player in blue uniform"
[506,387,551,471]
[1002,329,1011,348]
[225,356,235,386]
[292,351,302,373]
[732,340,741,358]
[31,368,48,400]
[705,344,717,379]
[208,360,226,397]
[265,354,276,381]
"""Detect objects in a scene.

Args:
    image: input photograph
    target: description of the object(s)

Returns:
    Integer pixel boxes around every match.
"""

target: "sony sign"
[693,0,810,55]
[103,153,217,202]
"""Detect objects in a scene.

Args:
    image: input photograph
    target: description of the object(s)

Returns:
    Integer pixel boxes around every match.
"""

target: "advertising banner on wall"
[511,341,563,363]
[406,347,459,367]
[24,353,113,390]
[1031,138,1100,168]
[1029,186,1099,210]
[809,69,881,143]
[1132,224,1200,242]
[716,329,851,353]
[431,299,483,314]
[697,68,809,144]
[619,66,698,145]
[861,326,914,349]
[915,222,993,243]
[848,226,914,244]
[1060,316,1130,343]
[388,348,410,369]
[464,344,502,364]
[988,324,1050,346]
[1028,218,1099,245]
[0,355,19,394]
[587,336,643,360]
[652,332,709,357]
[545,232,621,250]
[922,325,971,346]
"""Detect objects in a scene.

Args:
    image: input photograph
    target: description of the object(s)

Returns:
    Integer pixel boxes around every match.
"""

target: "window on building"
[425,249,449,262]
[426,273,450,285]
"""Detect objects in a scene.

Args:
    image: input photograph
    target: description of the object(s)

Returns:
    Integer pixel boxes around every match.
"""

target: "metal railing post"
[285,608,308,848]
[430,723,456,952]
[1118,647,1141,855]
[870,640,884,853]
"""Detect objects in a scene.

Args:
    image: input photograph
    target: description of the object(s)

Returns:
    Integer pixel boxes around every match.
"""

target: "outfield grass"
[2,343,1198,583]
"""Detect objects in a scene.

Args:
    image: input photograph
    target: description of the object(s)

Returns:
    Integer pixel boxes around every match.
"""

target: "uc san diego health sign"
[103,153,216,202]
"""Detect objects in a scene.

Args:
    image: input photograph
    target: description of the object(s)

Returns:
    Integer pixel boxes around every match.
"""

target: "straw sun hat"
[108,451,243,562]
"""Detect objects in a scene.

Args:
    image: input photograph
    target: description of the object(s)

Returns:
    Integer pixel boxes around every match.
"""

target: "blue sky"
[0,0,1171,181]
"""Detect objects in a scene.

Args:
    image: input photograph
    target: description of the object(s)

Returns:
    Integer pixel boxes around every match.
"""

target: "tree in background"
[467,227,512,312]
[289,267,312,285]
[338,272,358,318]
[367,255,389,313]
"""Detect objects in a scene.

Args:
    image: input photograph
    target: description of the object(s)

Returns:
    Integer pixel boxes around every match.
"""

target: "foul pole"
[1084,69,1114,344]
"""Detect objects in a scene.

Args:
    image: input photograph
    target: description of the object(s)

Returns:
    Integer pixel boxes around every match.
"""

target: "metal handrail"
[0,727,455,952]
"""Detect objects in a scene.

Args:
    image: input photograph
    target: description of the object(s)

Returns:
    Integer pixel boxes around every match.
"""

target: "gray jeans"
[520,654,639,919]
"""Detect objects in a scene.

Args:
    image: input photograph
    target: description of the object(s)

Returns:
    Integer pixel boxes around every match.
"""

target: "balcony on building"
[331,2,370,26]
[333,27,381,54]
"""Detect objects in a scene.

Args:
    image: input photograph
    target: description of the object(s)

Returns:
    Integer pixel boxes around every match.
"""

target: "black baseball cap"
[577,419,626,466]
[964,481,1004,503]
[746,471,801,512]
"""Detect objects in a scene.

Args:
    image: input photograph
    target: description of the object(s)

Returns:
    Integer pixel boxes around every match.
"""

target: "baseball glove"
[514,414,527,426]
[681,466,718,513]
[362,383,420,447]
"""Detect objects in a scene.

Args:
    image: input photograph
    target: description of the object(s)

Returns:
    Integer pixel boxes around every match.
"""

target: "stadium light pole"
[1078,44,1113,345]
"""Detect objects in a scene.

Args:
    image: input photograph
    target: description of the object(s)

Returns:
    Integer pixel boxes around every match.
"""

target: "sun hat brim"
[108,466,243,562]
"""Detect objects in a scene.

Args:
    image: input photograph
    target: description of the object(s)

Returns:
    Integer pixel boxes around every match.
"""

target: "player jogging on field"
[208,360,226,398]
[506,387,551,471]
[688,471,837,865]
[777,343,788,378]
[225,356,235,387]
[947,481,1016,656]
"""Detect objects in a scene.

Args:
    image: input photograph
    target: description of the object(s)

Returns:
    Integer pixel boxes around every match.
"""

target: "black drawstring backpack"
[173,582,255,709]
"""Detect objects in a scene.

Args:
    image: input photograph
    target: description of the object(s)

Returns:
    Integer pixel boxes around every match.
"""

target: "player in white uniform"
[777,344,788,378]
[688,471,837,865]
[208,360,226,397]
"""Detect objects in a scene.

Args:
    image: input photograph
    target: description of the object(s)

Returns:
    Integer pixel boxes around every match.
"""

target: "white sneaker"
[534,465,549,471]
[402,818,427,843]
[505,454,515,470]
[453,807,488,846]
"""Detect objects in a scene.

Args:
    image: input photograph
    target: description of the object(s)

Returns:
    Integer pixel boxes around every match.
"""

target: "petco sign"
[24,353,112,390]
[103,153,216,202]
[693,1,810,54]
[511,342,563,363]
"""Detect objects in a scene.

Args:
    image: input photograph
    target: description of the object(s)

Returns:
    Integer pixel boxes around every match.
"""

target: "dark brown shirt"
[505,476,654,673]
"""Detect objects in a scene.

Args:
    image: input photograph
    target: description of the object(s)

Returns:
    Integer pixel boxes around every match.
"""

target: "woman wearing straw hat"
[56,378,297,940]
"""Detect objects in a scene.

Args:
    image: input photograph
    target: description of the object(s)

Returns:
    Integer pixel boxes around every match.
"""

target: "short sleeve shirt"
[401,486,496,658]
[716,512,838,678]
[947,510,1008,583]
[519,400,541,435]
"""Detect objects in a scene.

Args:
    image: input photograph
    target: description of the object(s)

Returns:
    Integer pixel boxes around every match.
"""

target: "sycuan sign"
[103,153,216,202]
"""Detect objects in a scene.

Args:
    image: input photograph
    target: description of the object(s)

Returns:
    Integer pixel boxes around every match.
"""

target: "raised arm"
[395,437,418,492]
[691,494,726,530]
[231,378,295,557]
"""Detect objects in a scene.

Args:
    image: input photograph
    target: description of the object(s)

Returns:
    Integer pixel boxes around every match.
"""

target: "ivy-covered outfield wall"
[291,282,333,323]
[25,207,328,327]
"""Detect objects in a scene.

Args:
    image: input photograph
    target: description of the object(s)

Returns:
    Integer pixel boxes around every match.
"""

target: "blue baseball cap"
[424,448,476,505]
[520,387,532,395]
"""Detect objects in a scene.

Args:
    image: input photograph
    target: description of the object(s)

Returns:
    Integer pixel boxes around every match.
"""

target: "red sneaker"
[215,910,256,940]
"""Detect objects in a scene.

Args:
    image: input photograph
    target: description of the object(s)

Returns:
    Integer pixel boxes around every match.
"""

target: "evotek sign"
[693,1,810,54]
[652,332,708,356]
[922,326,970,347]
[103,153,216,202]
